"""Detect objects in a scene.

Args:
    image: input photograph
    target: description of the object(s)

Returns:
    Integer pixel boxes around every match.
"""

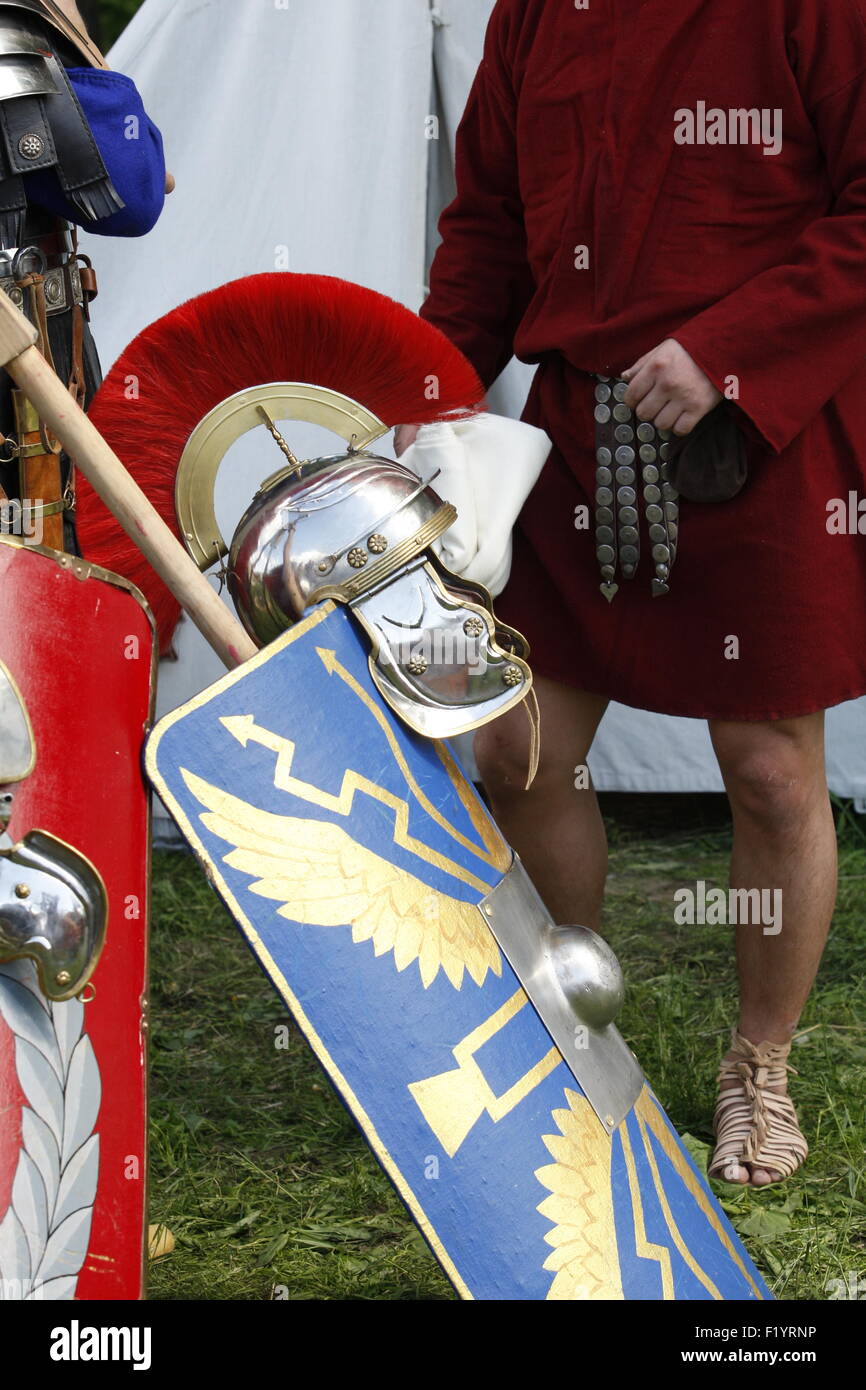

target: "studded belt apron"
[593,376,680,601]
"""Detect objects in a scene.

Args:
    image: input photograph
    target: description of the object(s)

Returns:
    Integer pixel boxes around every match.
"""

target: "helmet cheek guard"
[351,557,531,739]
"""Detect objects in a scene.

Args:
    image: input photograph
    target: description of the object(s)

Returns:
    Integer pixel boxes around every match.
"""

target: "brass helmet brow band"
[318,503,459,606]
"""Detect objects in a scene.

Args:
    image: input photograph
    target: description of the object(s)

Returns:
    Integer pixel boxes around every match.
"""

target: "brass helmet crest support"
[175,382,388,571]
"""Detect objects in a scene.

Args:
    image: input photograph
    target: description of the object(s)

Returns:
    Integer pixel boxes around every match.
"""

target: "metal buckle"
[11,244,46,279]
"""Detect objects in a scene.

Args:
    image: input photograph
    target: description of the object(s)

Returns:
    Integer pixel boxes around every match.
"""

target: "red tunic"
[421,0,866,720]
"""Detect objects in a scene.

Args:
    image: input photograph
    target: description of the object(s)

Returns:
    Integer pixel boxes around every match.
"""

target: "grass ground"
[146,794,866,1301]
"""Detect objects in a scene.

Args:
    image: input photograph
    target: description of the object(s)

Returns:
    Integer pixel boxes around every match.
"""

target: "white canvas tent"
[82,0,866,819]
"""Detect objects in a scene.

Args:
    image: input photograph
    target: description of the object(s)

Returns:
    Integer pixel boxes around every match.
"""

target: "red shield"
[0,539,153,1301]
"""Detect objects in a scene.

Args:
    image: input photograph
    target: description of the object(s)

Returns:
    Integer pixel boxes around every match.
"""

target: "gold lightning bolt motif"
[220,713,492,896]
[314,646,511,873]
[619,1116,675,1298]
[635,1089,765,1300]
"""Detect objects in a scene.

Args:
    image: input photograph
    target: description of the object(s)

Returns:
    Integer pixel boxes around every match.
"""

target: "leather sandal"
[709,1028,808,1185]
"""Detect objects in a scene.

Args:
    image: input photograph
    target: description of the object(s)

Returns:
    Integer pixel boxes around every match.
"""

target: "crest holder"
[175,382,388,571]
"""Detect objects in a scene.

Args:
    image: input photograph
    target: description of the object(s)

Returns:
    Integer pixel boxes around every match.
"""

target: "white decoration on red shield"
[0,960,100,1300]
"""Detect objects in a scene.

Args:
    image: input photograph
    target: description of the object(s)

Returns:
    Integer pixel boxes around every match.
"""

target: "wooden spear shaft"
[0,291,257,669]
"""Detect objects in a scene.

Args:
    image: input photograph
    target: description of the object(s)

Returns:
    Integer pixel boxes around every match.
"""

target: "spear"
[0,289,257,669]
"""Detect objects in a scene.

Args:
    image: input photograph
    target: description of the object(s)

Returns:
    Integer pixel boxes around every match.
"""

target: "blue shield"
[146,601,770,1301]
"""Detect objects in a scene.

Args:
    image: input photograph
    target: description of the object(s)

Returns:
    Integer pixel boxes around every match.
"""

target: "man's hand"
[622,339,721,436]
[394,424,419,457]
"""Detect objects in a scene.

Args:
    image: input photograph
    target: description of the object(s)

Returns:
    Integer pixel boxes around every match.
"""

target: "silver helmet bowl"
[228,451,455,647]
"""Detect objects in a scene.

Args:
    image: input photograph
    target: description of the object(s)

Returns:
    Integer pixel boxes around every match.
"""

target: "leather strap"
[14,270,64,547]
[17,269,58,376]
[13,385,65,549]
[522,687,541,790]
[68,295,85,405]
[1,92,58,175]
[40,50,123,219]
[76,259,97,301]
[19,230,71,260]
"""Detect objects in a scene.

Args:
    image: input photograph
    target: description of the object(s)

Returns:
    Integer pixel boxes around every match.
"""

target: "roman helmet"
[76,273,537,746]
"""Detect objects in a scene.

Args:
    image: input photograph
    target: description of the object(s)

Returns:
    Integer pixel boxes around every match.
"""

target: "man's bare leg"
[474,676,609,928]
[709,711,836,1186]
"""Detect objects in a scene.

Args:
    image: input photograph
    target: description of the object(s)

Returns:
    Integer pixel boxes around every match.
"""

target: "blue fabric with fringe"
[23,68,166,237]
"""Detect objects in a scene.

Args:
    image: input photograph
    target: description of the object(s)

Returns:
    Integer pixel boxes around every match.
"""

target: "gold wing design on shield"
[535,1089,624,1301]
[181,770,502,990]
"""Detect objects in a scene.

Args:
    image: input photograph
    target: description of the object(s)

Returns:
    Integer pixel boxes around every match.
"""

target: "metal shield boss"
[0,539,152,1301]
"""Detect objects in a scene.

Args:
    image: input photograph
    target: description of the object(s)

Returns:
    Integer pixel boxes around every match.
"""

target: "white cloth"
[402,414,551,596]
[90,0,866,811]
